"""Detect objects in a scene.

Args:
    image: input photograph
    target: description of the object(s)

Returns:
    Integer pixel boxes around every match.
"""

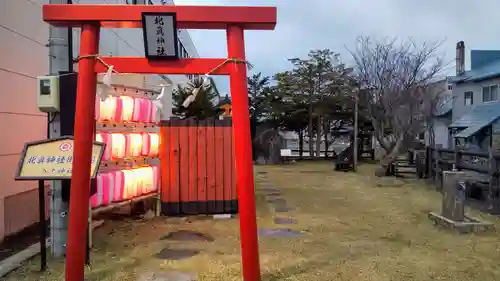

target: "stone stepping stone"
[267,198,286,204]
[154,248,200,260]
[261,187,280,193]
[274,204,294,213]
[137,271,196,281]
[266,192,281,197]
[274,217,297,225]
[160,230,214,242]
[258,228,303,237]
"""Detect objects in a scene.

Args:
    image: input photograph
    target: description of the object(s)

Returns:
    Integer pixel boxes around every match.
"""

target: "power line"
[0,111,46,117]
[0,23,47,47]
[26,0,42,8]
[70,0,142,55]
[0,67,37,79]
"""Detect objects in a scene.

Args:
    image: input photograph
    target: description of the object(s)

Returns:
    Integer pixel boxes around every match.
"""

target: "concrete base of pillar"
[428,212,495,234]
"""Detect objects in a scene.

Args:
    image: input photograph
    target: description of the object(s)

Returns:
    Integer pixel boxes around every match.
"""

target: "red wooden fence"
[159,117,237,215]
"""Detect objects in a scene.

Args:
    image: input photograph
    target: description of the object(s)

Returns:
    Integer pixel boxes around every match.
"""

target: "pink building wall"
[0,0,49,240]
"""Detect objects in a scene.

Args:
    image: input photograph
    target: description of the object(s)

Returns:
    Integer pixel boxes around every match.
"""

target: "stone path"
[139,229,214,281]
[139,171,300,280]
[256,171,302,237]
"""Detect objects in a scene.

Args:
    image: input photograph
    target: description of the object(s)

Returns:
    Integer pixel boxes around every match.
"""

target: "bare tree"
[349,36,446,176]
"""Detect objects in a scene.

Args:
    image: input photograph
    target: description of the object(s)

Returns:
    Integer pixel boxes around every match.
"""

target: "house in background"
[426,78,453,148]
[448,41,500,151]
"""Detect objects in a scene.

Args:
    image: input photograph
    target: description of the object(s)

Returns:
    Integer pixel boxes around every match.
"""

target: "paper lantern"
[149,133,159,157]
[138,98,153,123]
[115,97,123,122]
[151,104,159,123]
[111,133,126,159]
[123,169,138,199]
[120,96,134,122]
[134,168,147,195]
[99,96,117,121]
[112,170,125,202]
[152,165,159,192]
[132,97,142,122]
[141,166,155,194]
[96,133,112,161]
[126,133,143,157]
[91,172,114,208]
[141,133,151,156]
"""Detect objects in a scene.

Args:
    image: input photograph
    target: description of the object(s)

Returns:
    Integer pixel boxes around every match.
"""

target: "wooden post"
[408,150,414,165]
[434,144,443,190]
[488,148,499,213]
[441,170,466,221]
[227,25,261,280]
[38,180,47,272]
[416,150,425,179]
[425,146,431,178]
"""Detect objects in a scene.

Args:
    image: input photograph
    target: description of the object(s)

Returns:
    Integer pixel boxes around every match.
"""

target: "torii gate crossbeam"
[42,4,277,281]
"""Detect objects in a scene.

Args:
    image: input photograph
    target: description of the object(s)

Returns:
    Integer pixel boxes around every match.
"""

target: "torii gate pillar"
[43,4,276,281]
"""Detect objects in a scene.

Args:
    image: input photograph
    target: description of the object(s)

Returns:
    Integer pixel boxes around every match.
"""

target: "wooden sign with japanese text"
[15,136,105,180]
[141,12,178,59]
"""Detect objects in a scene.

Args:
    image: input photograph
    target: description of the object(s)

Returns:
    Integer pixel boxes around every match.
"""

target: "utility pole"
[48,0,71,257]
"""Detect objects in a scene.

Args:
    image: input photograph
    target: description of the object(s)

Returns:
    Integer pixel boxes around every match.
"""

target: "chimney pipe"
[456,41,465,75]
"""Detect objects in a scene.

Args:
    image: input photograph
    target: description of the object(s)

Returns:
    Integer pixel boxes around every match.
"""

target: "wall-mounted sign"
[15,136,105,180]
[142,12,178,59]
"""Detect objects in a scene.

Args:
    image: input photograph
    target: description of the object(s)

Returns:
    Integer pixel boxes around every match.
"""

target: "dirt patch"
[160,230,214,242]
[154,248,200,261]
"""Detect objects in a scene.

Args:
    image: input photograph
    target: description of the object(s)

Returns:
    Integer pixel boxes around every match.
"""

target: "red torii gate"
[42,4,277,281]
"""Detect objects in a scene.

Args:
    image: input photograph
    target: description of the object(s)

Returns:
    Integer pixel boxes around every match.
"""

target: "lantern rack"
[99,157,159,172]
[91,82,162,219]
[97,82,162,100]
[96,122,159,133]
[91,192,158,216]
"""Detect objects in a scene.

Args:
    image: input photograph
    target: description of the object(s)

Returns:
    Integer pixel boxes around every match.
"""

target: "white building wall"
[433,118,451,148]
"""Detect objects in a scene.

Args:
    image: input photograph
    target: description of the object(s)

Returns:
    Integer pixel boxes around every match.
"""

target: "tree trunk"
[375,136,404,177]
[323,119,330,159]
[308,103,314,158]
[316,116,322,158]
[298,130,304,159]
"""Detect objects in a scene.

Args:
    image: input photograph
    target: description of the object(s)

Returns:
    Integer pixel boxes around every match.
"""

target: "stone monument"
[428,170,494,233]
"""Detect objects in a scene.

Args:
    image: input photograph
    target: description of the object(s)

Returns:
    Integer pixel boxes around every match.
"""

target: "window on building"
[418,132,425,141]
[482,85,498,102]
[464,91,473,106]
[447,84,452,90]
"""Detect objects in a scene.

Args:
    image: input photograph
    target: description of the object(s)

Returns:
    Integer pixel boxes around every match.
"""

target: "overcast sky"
[174,0,500,95]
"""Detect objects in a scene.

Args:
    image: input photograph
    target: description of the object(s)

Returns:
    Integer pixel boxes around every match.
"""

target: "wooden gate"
[159,117,237,215]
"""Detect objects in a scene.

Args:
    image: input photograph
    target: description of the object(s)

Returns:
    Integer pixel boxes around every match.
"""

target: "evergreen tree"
[172,76,221,119]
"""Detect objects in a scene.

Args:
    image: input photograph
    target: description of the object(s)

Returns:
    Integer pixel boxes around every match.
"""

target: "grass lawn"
[5,161,500,280]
